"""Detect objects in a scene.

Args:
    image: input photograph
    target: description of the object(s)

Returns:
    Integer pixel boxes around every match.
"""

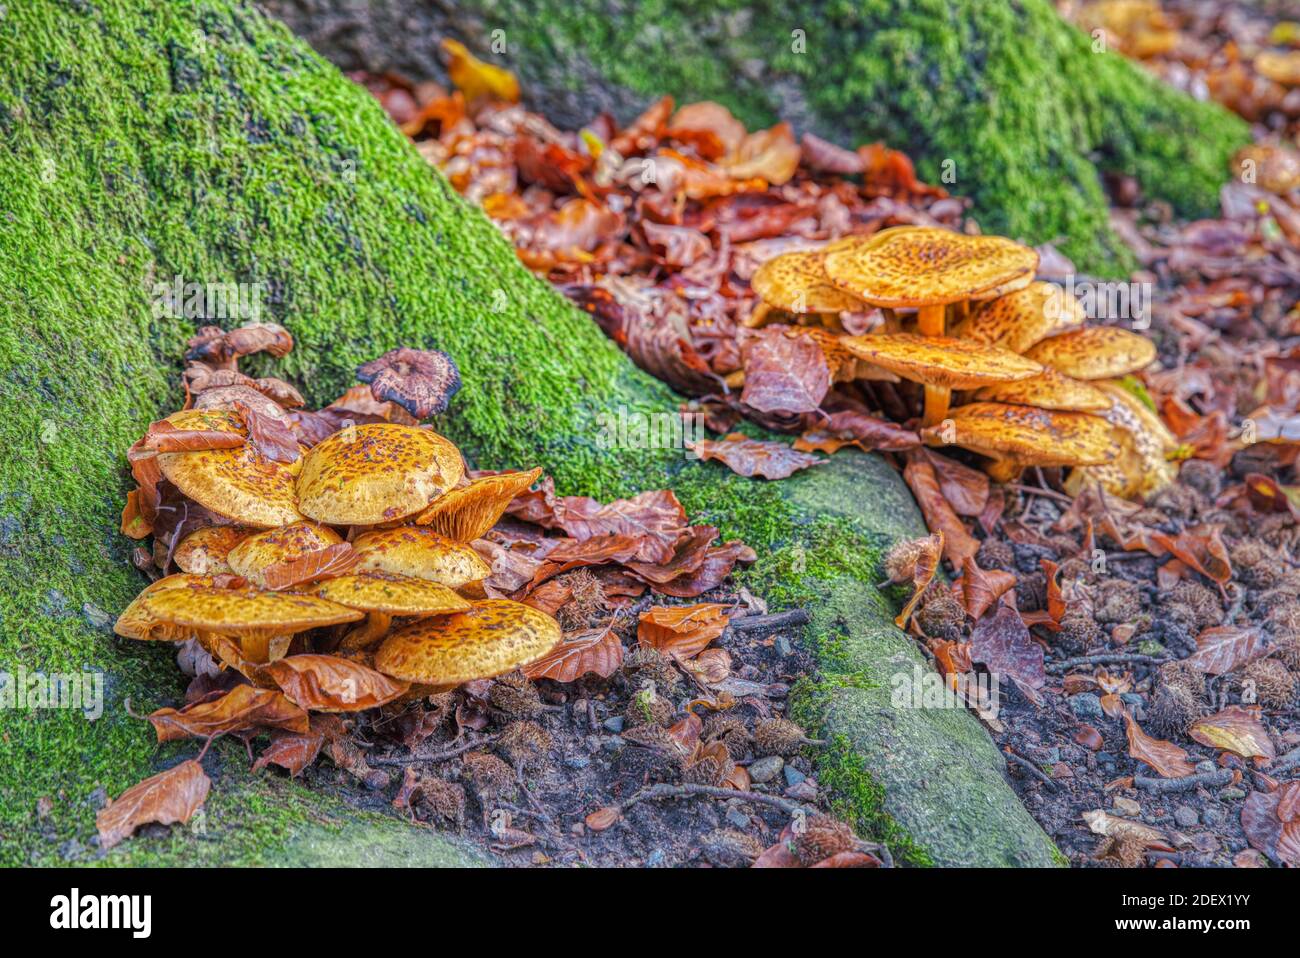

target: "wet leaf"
[147,684,310,742]
[1125,712,1197,778]
[264,655,411,712]
[1184,626,1269,675]
[522,623,624,682]
[902,450,979,564]
[260,543,360,591]
[690,433,823,480]
[638,603,730,661]
[1188,706,1276,762]
[252,725,326,777]
[96,760,211,849]
[585,806,621,832]
[970,603,1046,700]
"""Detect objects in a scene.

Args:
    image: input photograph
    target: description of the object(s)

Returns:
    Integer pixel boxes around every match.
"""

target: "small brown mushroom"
[356,347,462,420]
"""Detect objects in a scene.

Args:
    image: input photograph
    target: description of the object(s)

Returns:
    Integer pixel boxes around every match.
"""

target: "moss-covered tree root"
[1,0,1053,866]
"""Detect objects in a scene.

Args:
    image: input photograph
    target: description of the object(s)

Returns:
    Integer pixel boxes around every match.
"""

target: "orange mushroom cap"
[374,599,561,685]
[138,586,362,640]
[114,574,228,640]
[839,333,1042,390]
[750,249,868,314]
[173,526,250,575]
[823,226,1038,308]
[920,401,1119,467]
[351,526,491,587]
[295,423,464,525]
[226,521,344,587]
[1023,327,1157,380]
[953,281,1086,354]
[971,367,1110,412]
[308,572,471,617]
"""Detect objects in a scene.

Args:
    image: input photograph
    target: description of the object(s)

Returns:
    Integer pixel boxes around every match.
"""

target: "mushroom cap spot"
[114,574,224,640]
[971,367,1111,412]
[227,521,344,587]
[295,423,465,525]
[157,443,304,529]
[921,401,1119,466]
[351,526,491,587]
[173,526,250,575]
[823,226,1039,308]
[953,282,1087,353]
[1023,327,1157,380]
[308,572,471,616]
[374,599,562,684]
[750,249,868,313]
[139,586,362,636]
[839,333,1042,389]
[415,468,543,541]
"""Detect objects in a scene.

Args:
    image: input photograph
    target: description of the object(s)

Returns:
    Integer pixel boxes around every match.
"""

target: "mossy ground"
[3,0,1053,865]
[472,0,1247,274]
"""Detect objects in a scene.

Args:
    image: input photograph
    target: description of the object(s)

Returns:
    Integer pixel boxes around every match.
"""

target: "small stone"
[564,754,590,770]
[1203,806,1226,828]
[1069,693,1104,722]
[1173,805,1199,828]
[602,736,624,750]
[725,807,750,829]
[1219,787,1246,801]
[748,755,784,784]
[646,848,665,867]
[785,780,817,801]
[783,765,806,787]
[1113,797,1141,817]
[1120,693,1144,708]
[602,716,624,733]
[775,636,793,656]
[1196,760,1215,774]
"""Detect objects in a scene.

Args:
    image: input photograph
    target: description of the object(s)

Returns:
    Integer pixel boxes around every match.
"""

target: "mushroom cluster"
[117,326,561,697]
[752,225,1173,498]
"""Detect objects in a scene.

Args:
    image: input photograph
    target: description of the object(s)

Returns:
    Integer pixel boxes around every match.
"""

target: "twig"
[368,734,499,766]
[1004,751,1059,790]
[1134,768,1234,792]
[1048,652,1169,673]
[616,782,806,816]
[728,609,811,634]
[1007,483,1073,505]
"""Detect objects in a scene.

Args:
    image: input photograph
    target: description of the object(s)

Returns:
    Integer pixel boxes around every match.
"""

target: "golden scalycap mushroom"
[296,423,465,525]
[139,586,362,663]
[971,367,1110,412]
[114,574,225,640]
[750,249,868,315]
[310,572,471,616]
[227,521,344,587]
[1023,326,1157,380]
[352,526,491,588]
[158,408,247,435]
[374,599,562,685]
[1065,380,1177,499]
[920,402,1117,468]
[953,281,1087,354]
[823,226,1038,335]
[415,468,543,541]
[174,526,250,575]
[157,441,304,529]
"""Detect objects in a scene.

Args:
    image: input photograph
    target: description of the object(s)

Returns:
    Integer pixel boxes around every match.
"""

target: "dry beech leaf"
[959,556,1016,620]
[903,450,979,564]
[889,532,943,630]
[261,543,360,591]
[690,433,823,480]
[923,449,989,517]
[96,760,211,850]
[264,655,411,712]
[1241,782,1300,867]
[1188,706,1276,762]
[1184,626,1269,675]
[253,726,326,777]
[585,806,621,832]
[234,402,301,464]
[141,419,245,453]
[1125,712,1196,778]
[147,684,310,742]
[970,603,1046,702]
[638,604,730,661]
[739,325,830,416]
[522,623,624,682]
[686,648,732,685]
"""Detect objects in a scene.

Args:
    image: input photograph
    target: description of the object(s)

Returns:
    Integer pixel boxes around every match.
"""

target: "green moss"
[478,0,1248,273]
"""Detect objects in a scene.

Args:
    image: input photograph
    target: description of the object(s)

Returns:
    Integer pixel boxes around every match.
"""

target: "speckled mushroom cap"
[953,282,1086,354]
[114,574,226,640]
[295,423,464,525]
[174,526,250,575]
[823,226,1038,308]
[1023,327,1157,380]
[351,526,491,587]
[308,572,471,616]
[374,599,562,684]
[1066,380,1177,499]
[839,333,1042,389]
[157,436,304,529]
[227,521,344,587]
[920,401,1117,466]
[138,586,362,640]
[415,468,542,541]
[750,249,868,314]
[971,367,1110,412]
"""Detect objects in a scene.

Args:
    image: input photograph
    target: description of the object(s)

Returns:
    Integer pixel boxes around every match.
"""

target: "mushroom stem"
[339,611,393,651]
[917,303,946,337]
[985,458,1024,483]
[240,632,291,664]
[922,385,952,428]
